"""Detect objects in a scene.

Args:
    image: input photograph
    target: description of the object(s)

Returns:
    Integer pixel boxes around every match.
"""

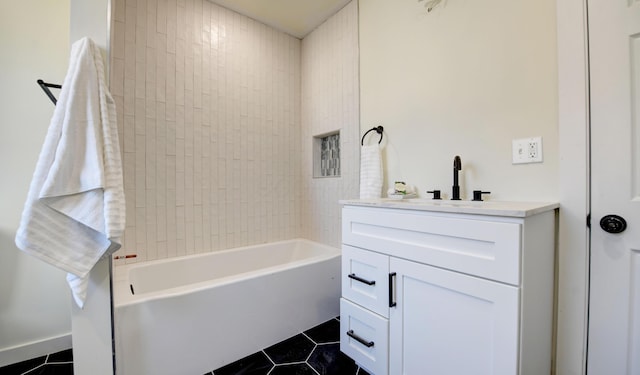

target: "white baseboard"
[0,333,72,368]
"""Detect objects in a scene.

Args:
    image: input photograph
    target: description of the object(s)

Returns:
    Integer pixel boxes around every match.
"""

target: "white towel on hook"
[359,144,383,199]
[15,37,125,308]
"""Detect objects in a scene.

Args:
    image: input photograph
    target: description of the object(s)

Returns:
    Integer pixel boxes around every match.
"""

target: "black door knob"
[599,215,627,234]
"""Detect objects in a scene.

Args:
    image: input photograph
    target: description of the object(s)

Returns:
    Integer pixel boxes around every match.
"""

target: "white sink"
[400,199,486,208]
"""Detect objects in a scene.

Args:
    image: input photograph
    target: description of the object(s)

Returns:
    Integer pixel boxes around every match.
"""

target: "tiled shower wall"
[110,0,302,263]
[301,2,360,247]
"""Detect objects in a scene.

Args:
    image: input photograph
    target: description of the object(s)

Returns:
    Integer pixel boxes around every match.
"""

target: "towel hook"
[361,126,384,146]
[37,79,62,105]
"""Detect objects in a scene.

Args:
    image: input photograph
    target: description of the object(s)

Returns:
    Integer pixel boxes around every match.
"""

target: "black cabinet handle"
[348,273,376,285]
[389,272,397,307]
[347,330,375,348]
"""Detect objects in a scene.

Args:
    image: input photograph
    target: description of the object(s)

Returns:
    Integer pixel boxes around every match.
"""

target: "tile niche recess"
[313,131,341,178]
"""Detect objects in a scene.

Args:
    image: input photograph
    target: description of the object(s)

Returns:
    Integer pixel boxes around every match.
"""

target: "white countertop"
[340,198,559,218]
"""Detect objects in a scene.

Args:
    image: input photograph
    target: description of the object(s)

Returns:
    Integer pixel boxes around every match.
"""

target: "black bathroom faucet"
[452,155,462,200]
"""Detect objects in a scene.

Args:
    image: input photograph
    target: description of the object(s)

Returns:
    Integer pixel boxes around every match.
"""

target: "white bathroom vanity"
[339,199,558,375]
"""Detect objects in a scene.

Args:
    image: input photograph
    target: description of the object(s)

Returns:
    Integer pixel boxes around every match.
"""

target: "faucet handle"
[472,190,491,201]
[427,190,442,200]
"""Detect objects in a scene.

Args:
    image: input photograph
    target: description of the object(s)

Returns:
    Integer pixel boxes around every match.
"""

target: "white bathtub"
[113,239,341,375]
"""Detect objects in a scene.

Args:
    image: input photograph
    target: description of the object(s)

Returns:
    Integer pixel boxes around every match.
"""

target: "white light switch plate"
[512,137,543,164]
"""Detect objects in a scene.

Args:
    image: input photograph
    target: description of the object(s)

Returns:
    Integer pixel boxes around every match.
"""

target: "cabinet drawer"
[340,298,388,375]
[342,245,390,317]
[342,206,522,285]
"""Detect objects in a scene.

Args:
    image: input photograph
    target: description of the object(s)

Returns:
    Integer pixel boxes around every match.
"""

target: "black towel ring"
[361,126,384,146]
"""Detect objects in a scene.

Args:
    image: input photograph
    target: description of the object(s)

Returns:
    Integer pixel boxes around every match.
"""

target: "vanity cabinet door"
[389,257,519,375]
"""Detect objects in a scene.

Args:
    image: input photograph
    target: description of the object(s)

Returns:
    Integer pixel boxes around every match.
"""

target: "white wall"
[359,0,558,201]
[68,1,115,374]
[556,0,590,372]
[301,1,360,247]
[359,2,589,373]
[0,0,72,366]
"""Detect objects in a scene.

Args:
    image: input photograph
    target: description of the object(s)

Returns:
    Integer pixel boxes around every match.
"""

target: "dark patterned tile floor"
[264,334,316,364]
[0,349,73,375]
[2,319,365,375]
[209,318,370,375]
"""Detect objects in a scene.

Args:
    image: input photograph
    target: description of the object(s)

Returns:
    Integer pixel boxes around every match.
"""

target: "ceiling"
[207,0,353,39]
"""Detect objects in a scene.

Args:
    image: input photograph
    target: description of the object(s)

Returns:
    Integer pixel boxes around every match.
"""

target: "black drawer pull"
[348,273,376,285]
[347,330,375,348]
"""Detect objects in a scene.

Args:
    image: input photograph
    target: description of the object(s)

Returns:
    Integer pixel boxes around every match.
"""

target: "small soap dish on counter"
[388,193,417,200]
[388,181,417,200]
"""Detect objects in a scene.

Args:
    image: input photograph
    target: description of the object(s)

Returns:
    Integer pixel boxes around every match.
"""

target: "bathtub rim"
[112,238,340,307]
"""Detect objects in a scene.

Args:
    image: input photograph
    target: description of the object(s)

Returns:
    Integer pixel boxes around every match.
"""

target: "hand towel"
[359,144,383,199]
[15,37,125,308]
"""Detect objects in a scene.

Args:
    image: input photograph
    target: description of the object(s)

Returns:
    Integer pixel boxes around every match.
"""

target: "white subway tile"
[166,155,176,190]
[146,0,157,49]
[156,168,167,205]
[111,59,125,97]
[156,0,167,34]
[124,188,136,223]
[135,206,146,244]
[122,114,135,153]
[156,205,167,241]
[176,171,185,206]
[185,222,194,254]
[166,122,176,156]
[175,105,185,138]
[135,61,146,99]
[124,78,135,116]
[176,205,185,238]
[156,241,168,259]
[135,135,146,206]
[145,93,156,119]
[146,46,156,82]
[194,204,203,241]
[124,152,136,191]
[114,0,126,22]
[125,5,136,43]
[156,35,167,102]
[176,238,185,257]
[134,242,146,263]
[176,139,185,172]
